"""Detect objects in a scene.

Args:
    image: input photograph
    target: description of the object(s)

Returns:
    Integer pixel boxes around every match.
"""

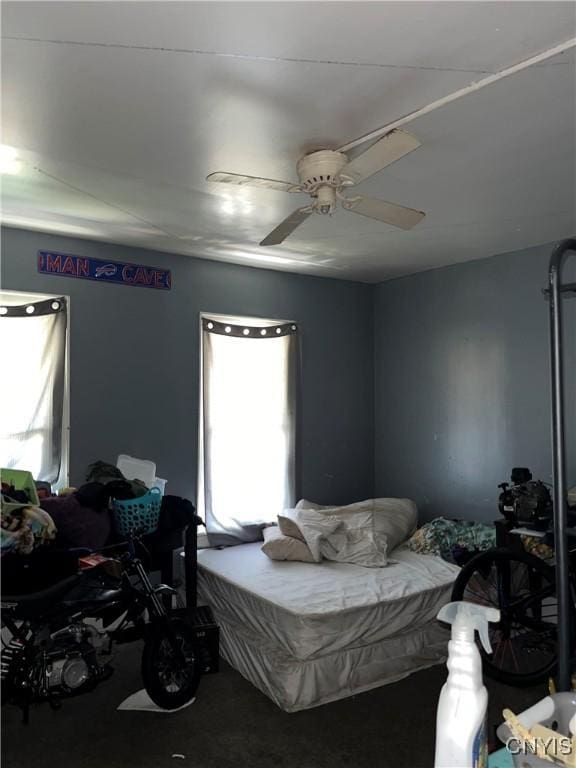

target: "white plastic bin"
[497,692,576,767]
[116,454,156,488]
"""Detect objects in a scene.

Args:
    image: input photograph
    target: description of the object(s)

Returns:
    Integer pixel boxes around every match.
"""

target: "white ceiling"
[1,1,575,282]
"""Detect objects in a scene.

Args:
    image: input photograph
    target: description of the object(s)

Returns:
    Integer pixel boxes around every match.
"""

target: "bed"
[195,543,460,712]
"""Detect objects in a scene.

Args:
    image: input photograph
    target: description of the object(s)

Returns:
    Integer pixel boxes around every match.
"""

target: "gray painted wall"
[1,226,374,504]
[4,227,573,525]
[374,243,576,523]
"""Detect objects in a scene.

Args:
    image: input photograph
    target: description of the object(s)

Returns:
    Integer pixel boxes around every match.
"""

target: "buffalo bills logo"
[95,264,117,278]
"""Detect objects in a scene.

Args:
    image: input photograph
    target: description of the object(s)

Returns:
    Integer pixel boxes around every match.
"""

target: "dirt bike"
[1,537,200,722]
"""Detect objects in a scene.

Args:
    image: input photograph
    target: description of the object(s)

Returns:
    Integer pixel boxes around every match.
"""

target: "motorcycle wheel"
[141,619,201,710]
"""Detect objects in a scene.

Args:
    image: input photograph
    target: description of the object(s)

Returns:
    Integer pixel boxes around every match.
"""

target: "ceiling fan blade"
[340,130,421,186]
[345,195,425,230]
[206,172,297,193]
[260,207,312,246]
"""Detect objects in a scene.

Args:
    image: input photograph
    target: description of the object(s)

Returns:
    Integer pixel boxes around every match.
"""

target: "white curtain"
[198,316,298,545]
[0,295,68,485]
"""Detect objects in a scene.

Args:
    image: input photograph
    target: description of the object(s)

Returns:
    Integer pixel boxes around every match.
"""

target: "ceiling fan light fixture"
[315,184,337,215]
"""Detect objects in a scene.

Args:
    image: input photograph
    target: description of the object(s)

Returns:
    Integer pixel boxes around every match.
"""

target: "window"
[198,314,298,544]
[0,290,69,487]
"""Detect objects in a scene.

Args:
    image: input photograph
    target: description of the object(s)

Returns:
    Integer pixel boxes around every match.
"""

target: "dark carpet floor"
[2,645,544,768]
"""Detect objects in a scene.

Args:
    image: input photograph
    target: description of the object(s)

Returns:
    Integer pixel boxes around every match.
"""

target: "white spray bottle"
[434,601,500,768]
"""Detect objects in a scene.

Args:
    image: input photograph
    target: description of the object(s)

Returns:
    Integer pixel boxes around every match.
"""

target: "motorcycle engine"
[44,622,108,696]
[498,467,553,530]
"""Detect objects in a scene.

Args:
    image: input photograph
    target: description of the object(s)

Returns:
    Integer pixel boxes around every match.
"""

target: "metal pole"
[548,237,576,692]
[184,522,199,612]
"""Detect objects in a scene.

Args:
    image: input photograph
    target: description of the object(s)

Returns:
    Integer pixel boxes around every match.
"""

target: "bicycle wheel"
[451,547,560,687]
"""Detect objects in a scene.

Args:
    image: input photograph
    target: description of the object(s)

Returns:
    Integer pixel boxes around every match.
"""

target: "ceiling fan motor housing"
[296,150,348,214]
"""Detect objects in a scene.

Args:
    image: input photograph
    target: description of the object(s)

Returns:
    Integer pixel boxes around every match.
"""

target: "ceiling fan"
[206,129,425,246]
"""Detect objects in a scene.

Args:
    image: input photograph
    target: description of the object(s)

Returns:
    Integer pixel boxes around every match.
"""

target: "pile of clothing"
[1,461,199,595]
[1,480,56,555]
[40,460,157,551]
[84,460,150,500]
[1,460,176,556]
[406,516,558,564]
[406,517,496,565]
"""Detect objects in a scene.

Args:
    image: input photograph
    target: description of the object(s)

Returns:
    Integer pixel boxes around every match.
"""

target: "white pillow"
[371,498,418,551]
[261,525,316,563]
[294,497,417,554]
[278,509,307,540]
[293,508,388,567]
[295,498,324,511]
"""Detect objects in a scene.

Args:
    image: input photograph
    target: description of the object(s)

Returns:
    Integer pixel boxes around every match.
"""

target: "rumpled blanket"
[1,505,56,555]
[279,507,389,567]
[407,517,496,564]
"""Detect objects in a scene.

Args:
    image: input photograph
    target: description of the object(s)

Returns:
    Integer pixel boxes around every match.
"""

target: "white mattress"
[197,543,459,660]
[216,608,451,712]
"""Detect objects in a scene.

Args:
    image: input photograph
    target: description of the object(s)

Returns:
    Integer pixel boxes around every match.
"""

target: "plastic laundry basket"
[497,692,576,768]
[112,487,162,537]
[1,468,40,514]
